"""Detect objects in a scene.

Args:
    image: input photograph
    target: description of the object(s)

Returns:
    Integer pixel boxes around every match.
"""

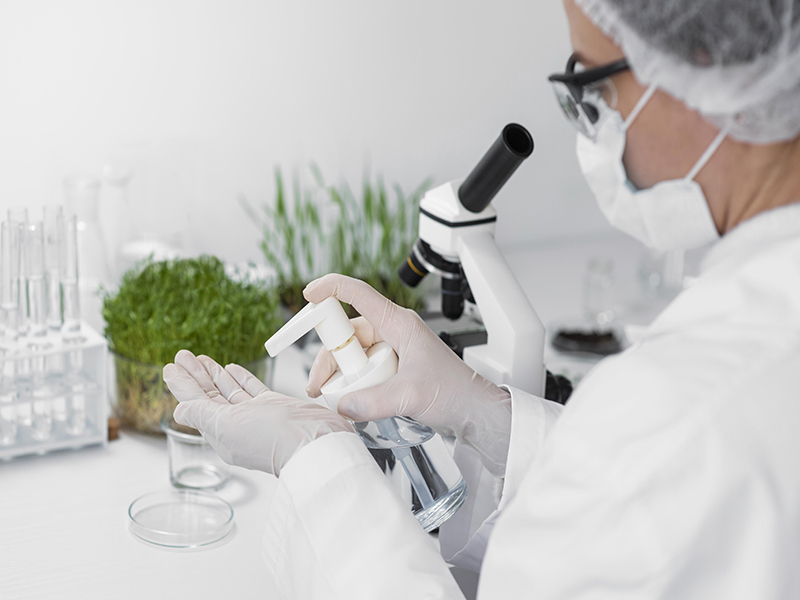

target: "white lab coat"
[262,203,800,599]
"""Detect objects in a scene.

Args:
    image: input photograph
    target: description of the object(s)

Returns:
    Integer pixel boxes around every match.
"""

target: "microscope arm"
[458,230,546,396]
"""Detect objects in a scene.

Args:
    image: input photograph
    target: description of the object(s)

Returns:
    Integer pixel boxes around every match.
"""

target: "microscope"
[399,124,547,397]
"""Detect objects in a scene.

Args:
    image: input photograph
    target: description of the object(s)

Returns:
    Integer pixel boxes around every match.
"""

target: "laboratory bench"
[2,232,683,600]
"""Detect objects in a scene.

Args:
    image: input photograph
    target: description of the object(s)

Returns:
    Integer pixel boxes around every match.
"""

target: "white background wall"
[0,0,614,267]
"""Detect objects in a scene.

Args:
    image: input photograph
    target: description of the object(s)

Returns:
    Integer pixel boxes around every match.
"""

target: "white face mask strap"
[623,84,658,130]
[685,127,728,181]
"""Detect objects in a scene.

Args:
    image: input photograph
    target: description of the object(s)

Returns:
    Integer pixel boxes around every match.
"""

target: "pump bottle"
[266,297,467,531]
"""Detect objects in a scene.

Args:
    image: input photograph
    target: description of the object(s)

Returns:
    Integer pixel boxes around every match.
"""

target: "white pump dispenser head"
[265,298,398,412]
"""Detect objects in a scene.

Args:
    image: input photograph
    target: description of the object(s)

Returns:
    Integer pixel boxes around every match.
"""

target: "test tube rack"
[0,322,107,460]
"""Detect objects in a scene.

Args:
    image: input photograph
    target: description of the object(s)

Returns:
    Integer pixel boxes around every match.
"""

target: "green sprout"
[326,172,430,314]
[242,165,431,314]
[241,167,326,314]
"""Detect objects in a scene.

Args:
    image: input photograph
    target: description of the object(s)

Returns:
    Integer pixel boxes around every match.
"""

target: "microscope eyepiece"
[458,123,534,214]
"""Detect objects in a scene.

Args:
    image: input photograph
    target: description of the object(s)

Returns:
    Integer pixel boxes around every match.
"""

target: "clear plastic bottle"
[357,417,468,531]
[266,298,468,532]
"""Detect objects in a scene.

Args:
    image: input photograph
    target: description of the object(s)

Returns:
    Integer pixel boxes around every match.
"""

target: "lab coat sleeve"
[262,431,466,600]
[439,386,563,571]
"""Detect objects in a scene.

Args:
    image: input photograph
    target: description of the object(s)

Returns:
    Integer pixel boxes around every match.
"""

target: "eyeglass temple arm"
[548,54,630,86]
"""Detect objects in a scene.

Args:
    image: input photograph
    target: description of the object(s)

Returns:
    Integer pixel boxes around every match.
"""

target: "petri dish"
[128,489,234,548]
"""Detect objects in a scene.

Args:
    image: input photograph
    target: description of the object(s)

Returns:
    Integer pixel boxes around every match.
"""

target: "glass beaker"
[583,256,616,328]
[162,412,230,490]
[638,248,686,300]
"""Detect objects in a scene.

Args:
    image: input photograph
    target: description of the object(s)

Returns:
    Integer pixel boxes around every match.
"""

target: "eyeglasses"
[548,53,629,140]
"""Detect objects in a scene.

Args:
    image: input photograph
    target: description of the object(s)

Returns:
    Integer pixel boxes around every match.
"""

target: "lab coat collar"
[626,202,800,345]
[701,202,800,273]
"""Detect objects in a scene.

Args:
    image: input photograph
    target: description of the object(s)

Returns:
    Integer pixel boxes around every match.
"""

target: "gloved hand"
[304,274,512,477]
[162,350,355,477]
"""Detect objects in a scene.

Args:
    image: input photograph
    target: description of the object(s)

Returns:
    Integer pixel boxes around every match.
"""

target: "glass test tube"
[60,211,85,416]
[10,211,33,387]
[7,208,29,337]
[67,386,86,436]
[0,354,16,444]
[43,206,67,396]
[1,220,21,345]
[0,224,17,444]
[43,205,63,332]
[1,220,30,426]
[26,222,48,339]
[59,212,82,341]
[26,222,56,432]
[31,393,53,441]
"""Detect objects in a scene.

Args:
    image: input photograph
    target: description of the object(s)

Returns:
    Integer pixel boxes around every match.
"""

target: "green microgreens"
[102,255,283,366]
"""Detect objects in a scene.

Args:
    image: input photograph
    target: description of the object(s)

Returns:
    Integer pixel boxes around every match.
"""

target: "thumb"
[337,378,408,422]
[303,274,411,349]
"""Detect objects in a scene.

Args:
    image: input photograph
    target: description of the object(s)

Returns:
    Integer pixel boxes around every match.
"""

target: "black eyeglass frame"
[548,53,630,104]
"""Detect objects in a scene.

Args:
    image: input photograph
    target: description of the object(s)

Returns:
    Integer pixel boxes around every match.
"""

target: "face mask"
[576,85,726,251]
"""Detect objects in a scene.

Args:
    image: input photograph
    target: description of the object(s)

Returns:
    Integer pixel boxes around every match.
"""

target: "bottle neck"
[331,335,369,384]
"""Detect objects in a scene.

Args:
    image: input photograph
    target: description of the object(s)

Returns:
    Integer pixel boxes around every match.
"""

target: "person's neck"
[709,136,800,234]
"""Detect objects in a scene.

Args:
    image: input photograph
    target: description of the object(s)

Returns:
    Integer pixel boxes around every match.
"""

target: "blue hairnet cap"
[576,0,800,143]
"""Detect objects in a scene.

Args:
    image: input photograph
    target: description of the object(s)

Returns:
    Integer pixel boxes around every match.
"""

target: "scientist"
[163,0,800,597]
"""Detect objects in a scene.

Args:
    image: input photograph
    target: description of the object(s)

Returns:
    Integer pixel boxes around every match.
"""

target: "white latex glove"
[304,274,512,477]
[162,349,356,477]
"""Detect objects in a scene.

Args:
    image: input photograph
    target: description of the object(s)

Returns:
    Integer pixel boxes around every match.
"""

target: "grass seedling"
[242,164,431,314]
[241,167,326,313]
[326,172,430,313]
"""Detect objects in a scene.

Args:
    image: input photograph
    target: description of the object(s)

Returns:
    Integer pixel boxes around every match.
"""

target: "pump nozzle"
[265,297,369,380]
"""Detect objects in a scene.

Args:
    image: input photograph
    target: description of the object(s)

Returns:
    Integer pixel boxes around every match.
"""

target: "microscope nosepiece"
[399,252,429,288]
[399,240,461,289]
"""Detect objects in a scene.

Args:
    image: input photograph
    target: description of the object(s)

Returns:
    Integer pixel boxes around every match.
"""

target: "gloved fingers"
[197,355,251,404]
[173,396,226,433]
[225,363,270,397]
[351,316,384,346]
[303,274,409,348]
[337,378,407,422]
[174,349,226,402]
[163,363,229,405]
[305,316,384,398]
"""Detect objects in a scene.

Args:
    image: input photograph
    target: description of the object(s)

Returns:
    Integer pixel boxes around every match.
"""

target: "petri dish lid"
[128,490,234,548]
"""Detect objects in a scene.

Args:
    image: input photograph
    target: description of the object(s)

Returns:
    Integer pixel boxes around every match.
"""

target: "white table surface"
[1,232,681,600]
